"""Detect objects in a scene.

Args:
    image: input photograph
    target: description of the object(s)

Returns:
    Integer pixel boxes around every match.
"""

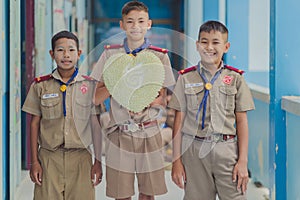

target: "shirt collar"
[198,61,224,75]
[52,67,80,83]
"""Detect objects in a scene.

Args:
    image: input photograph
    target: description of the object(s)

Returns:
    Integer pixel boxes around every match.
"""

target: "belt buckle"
[211,134,222,142]
[127,122,140,132]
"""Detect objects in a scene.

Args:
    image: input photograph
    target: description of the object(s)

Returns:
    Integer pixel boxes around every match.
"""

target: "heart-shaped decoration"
[103,51,165,112]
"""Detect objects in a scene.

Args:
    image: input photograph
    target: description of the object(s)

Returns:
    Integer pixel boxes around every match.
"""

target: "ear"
[77,49,82,58]
[224,42,230,53]
[120,20,124,30]
[195,40,200,51]
[147,19,152,30]
[49,50,55,59]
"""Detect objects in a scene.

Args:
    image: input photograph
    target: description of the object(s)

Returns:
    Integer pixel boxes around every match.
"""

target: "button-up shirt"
[168,63,255,137]
[90,44,175,133]
[22,69,99,151]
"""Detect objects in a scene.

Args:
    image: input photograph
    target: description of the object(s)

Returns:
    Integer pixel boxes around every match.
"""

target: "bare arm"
[93,82,110,106]
[29,115,43,185]
[171,110,186,189]
[150,88,167,107]
[90,114,103,186]
[233,111,249,194]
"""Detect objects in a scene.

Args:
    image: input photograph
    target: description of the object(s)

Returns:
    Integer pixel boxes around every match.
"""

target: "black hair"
[121,1,149,17]
[198,20,228,41]
[51,30,79,51]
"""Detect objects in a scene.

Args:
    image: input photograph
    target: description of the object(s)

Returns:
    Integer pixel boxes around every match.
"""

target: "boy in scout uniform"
[168,20,255,200]
[22,30,102,200]
[91,1,175,199]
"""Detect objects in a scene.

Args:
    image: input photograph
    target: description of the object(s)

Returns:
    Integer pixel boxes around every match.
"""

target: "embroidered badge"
[223,75,233,85]
[80,83,88,94]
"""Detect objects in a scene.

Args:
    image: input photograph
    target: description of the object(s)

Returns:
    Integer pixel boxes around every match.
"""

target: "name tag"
[42,93,59,99]
[185,83,203,88]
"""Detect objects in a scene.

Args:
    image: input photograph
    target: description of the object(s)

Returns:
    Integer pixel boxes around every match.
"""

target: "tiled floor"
[16,166,269,200]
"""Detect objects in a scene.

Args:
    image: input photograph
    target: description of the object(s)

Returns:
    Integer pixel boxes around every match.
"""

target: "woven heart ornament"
[103,51,165,113]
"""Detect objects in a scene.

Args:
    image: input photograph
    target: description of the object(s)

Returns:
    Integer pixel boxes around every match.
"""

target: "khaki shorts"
[182,135,246,200]
[34,148,94,200]
[105,127,167,199]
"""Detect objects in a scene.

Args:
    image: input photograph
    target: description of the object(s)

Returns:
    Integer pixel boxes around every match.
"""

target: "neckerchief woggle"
[123,38,151,56]
[196,64,222,129]
[55,67,78,116]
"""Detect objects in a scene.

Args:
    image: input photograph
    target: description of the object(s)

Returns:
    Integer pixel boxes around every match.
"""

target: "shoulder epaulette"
[104,44,123,50]
[178,66,197,75]
[34,74,52,83]
[224,65,244,75]
[82,75,94,81]
[148,45,168,53]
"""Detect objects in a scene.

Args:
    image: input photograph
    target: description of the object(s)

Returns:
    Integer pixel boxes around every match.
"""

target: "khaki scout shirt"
[90,45,175,132]
[168,63,255,137]
[22,69,99,151]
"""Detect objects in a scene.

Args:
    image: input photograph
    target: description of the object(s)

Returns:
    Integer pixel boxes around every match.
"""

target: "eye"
[126,20,133,24]
[139,20,144,23]
[70,48,76,52]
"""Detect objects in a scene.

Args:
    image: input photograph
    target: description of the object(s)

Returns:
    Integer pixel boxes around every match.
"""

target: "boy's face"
[196,30,230,67]
[49,38,81,70]
[120,10,152,43]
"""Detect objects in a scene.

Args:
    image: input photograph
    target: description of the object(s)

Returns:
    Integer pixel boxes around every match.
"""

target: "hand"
[232,160,249,194]
[171,160,186,189]
[29,162,43,186]
[150,88,167,107]
[150,95,166,107]
[91,160,102,186]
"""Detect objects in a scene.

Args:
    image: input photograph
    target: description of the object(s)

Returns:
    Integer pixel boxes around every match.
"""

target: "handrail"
[282,96,300,116]
[248,83,270,104]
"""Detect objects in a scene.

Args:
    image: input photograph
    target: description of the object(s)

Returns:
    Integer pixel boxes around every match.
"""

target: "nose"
[204,42,214,51]
[132,21,138,28]
[63,50,70,57]
[206,41,212,48]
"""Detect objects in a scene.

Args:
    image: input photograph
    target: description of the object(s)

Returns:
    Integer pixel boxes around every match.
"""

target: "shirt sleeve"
[168,75,186,112]
[22,82,42,116]
[161,53,176,88]
[90,50,108,82]
[235,75,255,112]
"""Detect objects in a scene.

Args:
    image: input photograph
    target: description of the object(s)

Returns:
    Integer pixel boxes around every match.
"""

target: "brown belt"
[119,120,158,132]
[186,134,236,142]
[56,144,84,151]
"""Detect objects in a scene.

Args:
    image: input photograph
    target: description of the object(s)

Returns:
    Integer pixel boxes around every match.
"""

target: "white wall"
[9,0,22,199]
[35,0,53,75]
[219,0,226,24]
[184,0,203,66]
[248,0,270,71]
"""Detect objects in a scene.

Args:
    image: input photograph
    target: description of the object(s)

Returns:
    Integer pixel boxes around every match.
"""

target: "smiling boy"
[22,30,102,200]
[90,1,175,200]
[169,20,255,200]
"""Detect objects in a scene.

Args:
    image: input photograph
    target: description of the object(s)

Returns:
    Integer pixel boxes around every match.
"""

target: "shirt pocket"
[184,86,204,110]
[41,97,62,119]
[74,97,92,120]
[219,86,237,111]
